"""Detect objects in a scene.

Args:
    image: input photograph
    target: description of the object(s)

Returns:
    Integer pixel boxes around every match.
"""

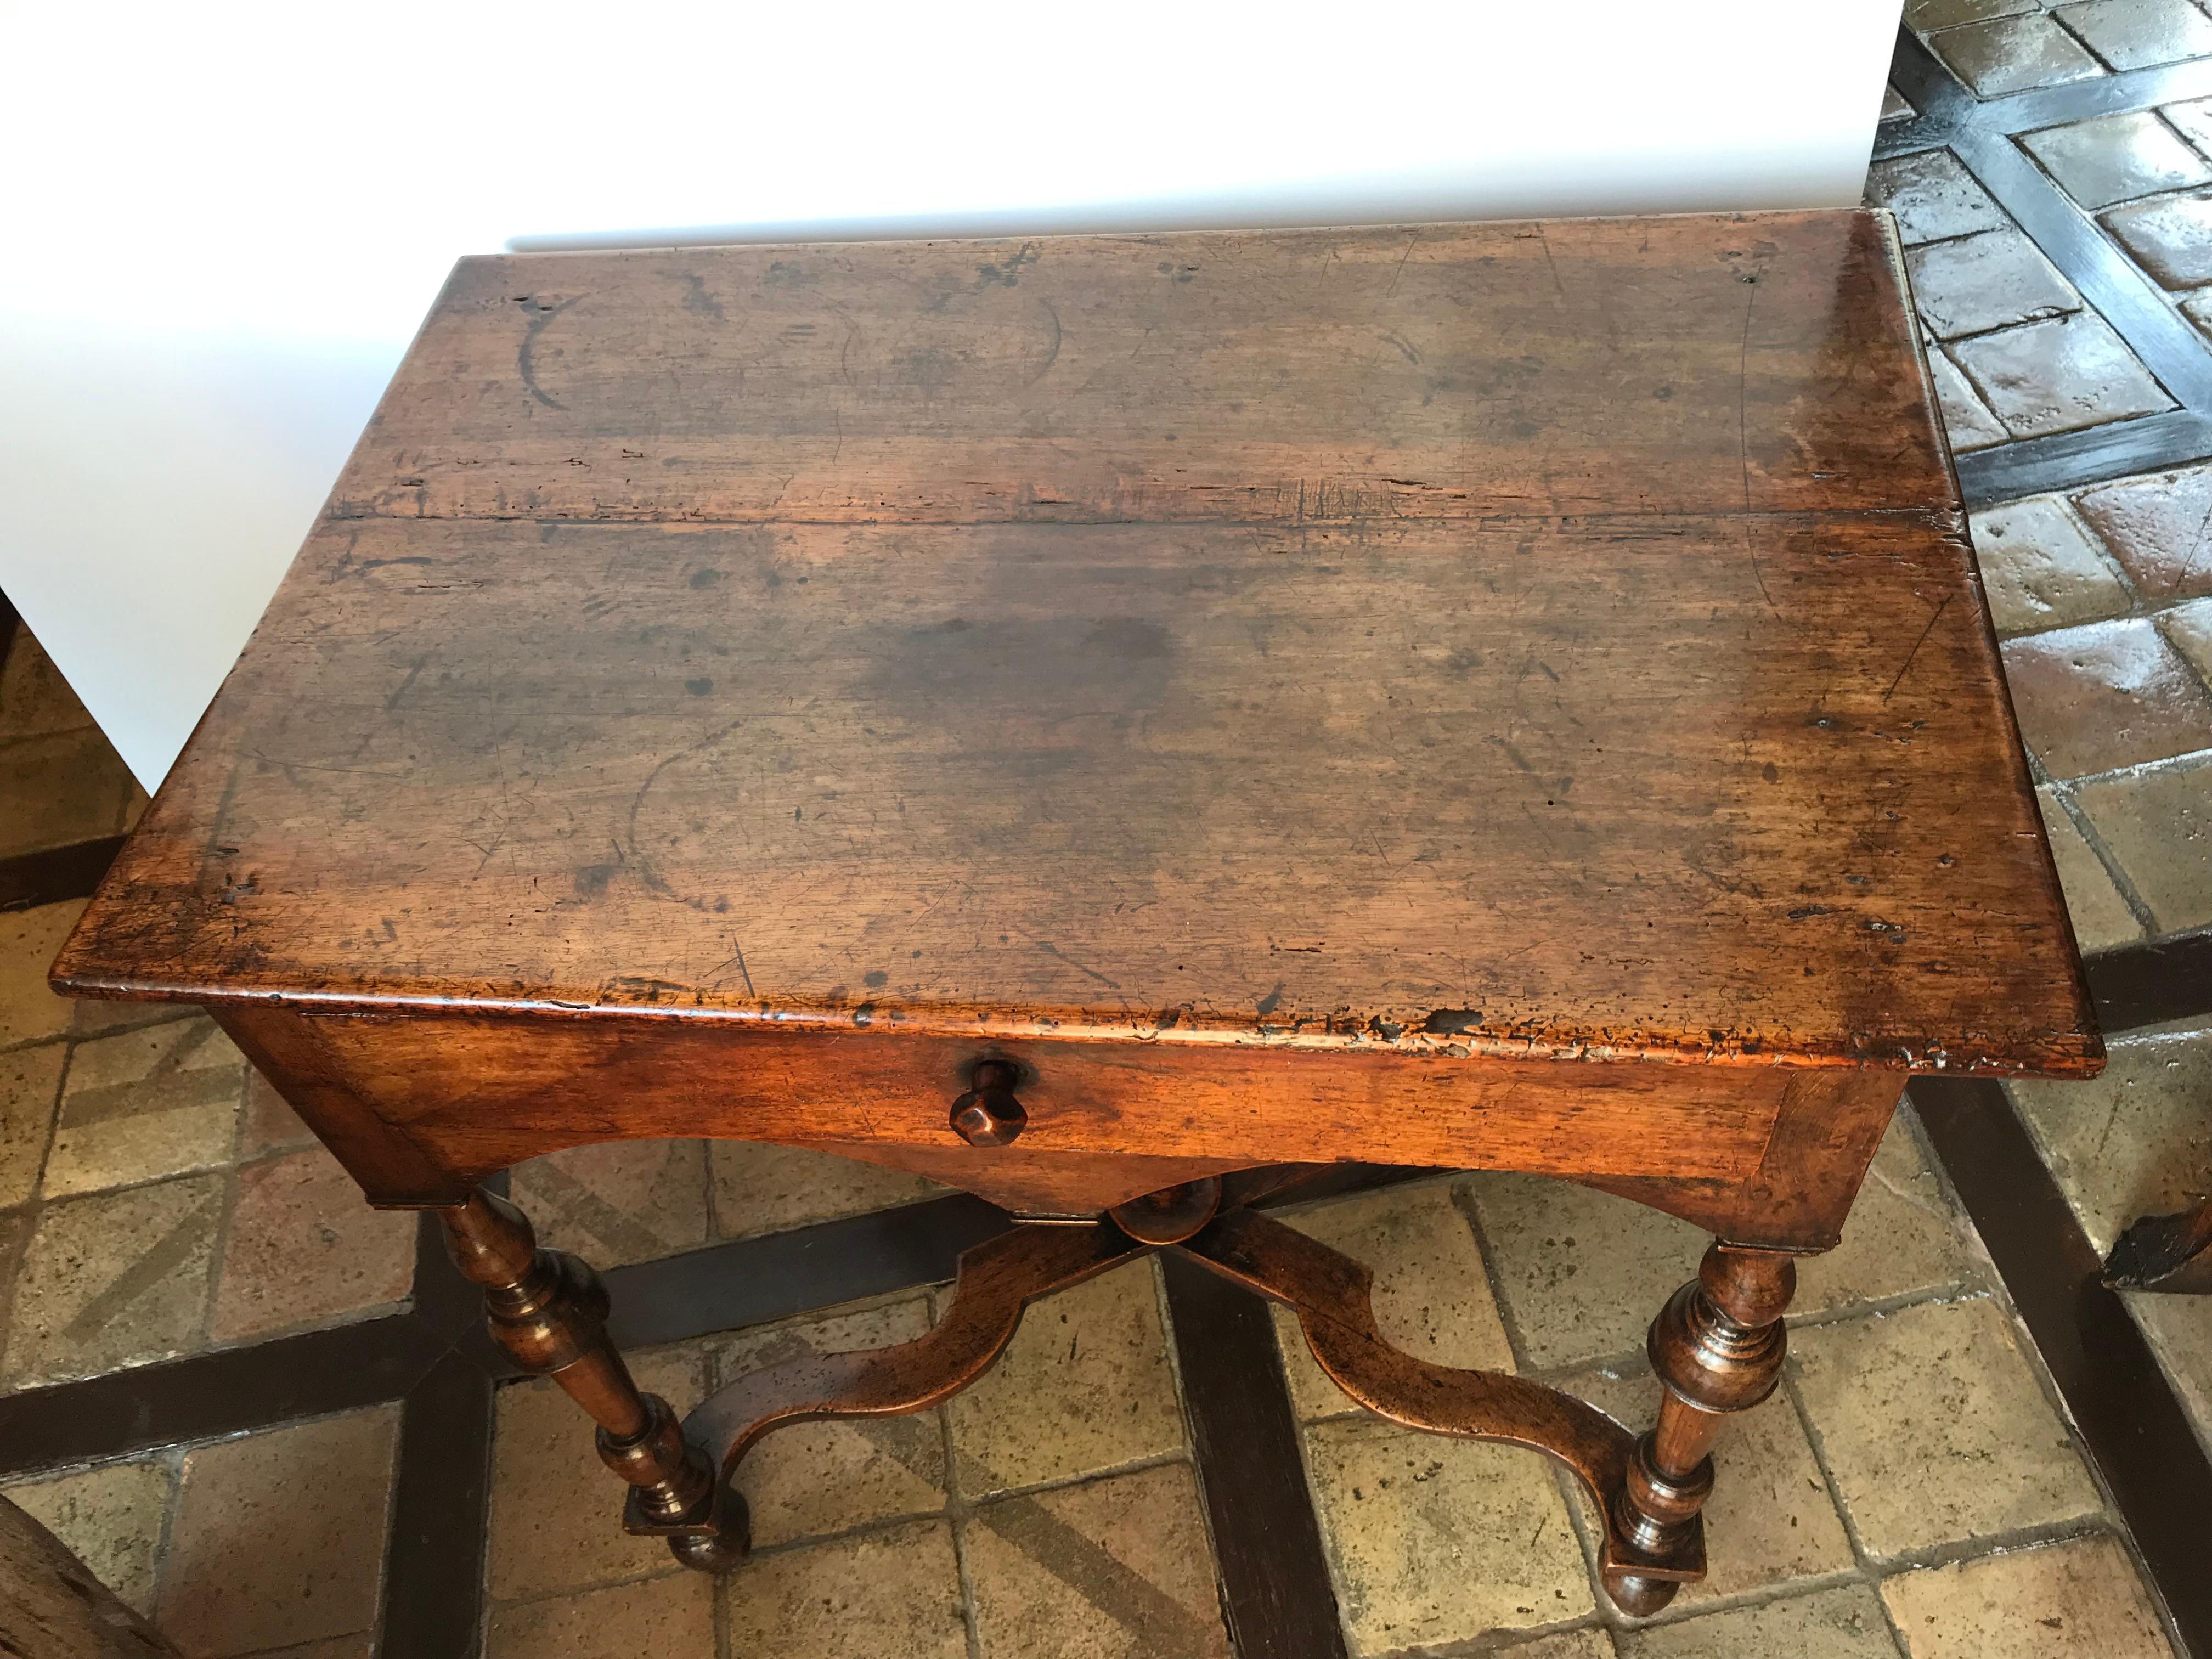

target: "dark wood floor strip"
[1911,1078,2212,1658]
[380,1351,495,1659]
[592,1194,1012,1362]
[1954,411,2212,509]
[0,836,128,914]
[0,1311,453,1479]
[2086,927,2212,1034]
[1993,52,2212,132]
[1159,1253,1350,1659]
[1883,25,1974,143]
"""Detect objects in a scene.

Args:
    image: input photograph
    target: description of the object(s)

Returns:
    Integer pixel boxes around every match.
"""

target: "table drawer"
[221,1005,1819,1214]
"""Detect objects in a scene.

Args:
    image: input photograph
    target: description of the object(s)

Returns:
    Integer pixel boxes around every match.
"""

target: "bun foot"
[1603,1572,1681,1617]
[667,1483,752,1575]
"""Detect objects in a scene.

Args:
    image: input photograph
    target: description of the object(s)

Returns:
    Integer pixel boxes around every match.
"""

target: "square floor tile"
[2104,189,2212,288]
[2,1456,174,1615]
[0,729,138,860]
[946,1258,1184,1497]
[0,1042,65,1210]
[488,1340,710,1600]
[1618,1584,1903,1657]
[1968,496,2131,636]
[508,1137,708,1267]
[1463,1173,1705,1370]
[2165,594,2212,680]
[2055,0,2212,70]
[2009,1020,2212,1253]
[710,1140,944,1239]
[1302,1416,1592,1654]
[1908,231,2080,339]
[715,1295,946,1547]
[1564,1357,1854,1606]
[0,1206,30,1356]
[43,1018,246,1199]
[1933,15,2106,95]
[2071,464,2212,600]
[2166,92,2212,149]
[1866,151,2012,246]
[2,1172,223,1387]
[2035,787,2144,952]
[237,1069,318,1159]
[1930,348,2013,451]
[211,1144,415,1341]
[1799,1107,1987,1316]
[723,1519,968,1659]
[2073,758,2212,932]
[1268,1180,1515,1421]
[157,1404,398,1657]
[1949,314,2172,438]
[1509,1635,1618,1658]
[1789,1297,2102,1558]
[1884,84,1917,123]
[1882,1532,2174,1656]
[2125,1289,2212,1457]
[1911,0,2039,26]
[2001,619,2212,777]
[965,1462,1231,1659]
[485,1571,716,1659]
[0,901,85,1049]
[2024,111,2212,207]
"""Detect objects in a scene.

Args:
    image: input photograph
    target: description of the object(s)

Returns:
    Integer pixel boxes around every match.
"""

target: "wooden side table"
[53,210,2098,1616]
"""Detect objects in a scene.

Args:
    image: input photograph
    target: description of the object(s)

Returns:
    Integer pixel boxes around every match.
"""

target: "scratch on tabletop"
[1882,595,1952,702]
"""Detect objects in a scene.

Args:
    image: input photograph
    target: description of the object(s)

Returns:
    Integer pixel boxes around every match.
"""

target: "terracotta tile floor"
[6,9,2212,1650]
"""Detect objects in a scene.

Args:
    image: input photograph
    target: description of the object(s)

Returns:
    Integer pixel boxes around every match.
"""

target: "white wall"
[0,0,1905,789]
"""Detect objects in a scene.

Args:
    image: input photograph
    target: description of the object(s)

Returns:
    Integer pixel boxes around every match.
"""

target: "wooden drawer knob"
[950,1061,1027,1147]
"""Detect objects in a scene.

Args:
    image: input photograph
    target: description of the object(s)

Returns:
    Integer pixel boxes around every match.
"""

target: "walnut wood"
[2103,1198,2212,1294]
[437,1189,741,1565]
[1609,1244,1797,1616]
[1178,1206,1697,1590]
[0,1496,177,1659]
[634,1220,1149,1561]
[43,210,2101,1622]
[648,1197,1697,1610]
[58,212,2090,1080]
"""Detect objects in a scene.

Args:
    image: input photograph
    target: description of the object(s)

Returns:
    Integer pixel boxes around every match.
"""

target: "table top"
[55,210,2098,1075]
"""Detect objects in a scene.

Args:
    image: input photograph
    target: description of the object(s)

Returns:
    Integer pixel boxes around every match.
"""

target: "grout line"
[145,1447,183,1634]
[1776,1362,1885,1588]
[1449,1176,1541,1377]
[2046,778,2165,933]
[1952,128,2212,406]
[1600,1566,1875,1641]
[2039,743,2212,791]
[191,1069,256,1353]
[1538,1457,1611,1630]
[0,1006,201,1061]
[940,1389,985,1659]
[954,1447,1194,1511]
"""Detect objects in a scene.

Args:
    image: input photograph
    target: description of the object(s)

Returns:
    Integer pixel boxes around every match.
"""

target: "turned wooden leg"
[439,1188,748,1570]
[1606,1242,1796,1617]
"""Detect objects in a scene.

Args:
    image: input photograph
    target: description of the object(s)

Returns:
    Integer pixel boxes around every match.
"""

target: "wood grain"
[213,1005,1801,1212]
[324,215,1950,526]
[57,211,2095,1110]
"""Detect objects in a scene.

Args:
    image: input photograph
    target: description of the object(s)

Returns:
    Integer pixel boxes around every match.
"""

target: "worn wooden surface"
[56,210,2092,1079]
[212,1003,1877,1216]
[0,1496,177,1659]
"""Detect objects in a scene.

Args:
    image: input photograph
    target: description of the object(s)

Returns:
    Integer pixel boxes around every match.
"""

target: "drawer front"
[221,1005,1803,1211]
